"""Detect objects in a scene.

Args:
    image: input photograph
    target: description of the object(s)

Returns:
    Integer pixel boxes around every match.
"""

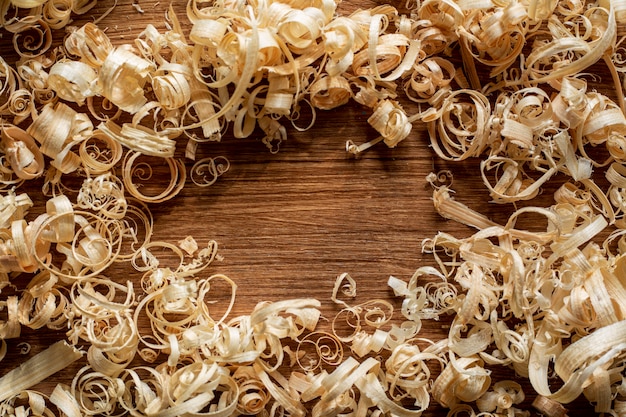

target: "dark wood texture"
[0,0,614,415]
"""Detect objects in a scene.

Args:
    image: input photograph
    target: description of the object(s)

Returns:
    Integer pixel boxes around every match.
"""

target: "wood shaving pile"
[0,0,626,415]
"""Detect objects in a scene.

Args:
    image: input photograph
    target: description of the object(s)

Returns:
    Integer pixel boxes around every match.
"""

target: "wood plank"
[0,0,613,415]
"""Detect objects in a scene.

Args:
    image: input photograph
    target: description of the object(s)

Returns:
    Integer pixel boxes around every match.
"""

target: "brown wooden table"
[0,0,616,415]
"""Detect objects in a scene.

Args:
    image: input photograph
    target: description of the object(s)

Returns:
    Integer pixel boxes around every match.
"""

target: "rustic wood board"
[0,0,616,415]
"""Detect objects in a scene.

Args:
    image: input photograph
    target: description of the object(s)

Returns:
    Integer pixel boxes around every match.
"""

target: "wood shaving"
[131,2,143,13]
[0,341,83,402]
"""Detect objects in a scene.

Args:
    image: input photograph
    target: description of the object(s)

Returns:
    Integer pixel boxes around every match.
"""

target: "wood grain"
[0,0,611,415]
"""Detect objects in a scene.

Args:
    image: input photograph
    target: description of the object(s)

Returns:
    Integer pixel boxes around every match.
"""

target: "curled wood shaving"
[190,156,230,187]
[64,22,113,68]
[98,120,176,158]
[122,152,186,203]
[47,61,99,105]
[18,271,69,330]
[427,89,491,161]
[0,125,44,180]
[98,47,155,114]
[26,102,92,174]
[8,18,53,59]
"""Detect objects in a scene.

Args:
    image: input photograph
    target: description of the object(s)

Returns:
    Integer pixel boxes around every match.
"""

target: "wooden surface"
[0,0,613,415]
